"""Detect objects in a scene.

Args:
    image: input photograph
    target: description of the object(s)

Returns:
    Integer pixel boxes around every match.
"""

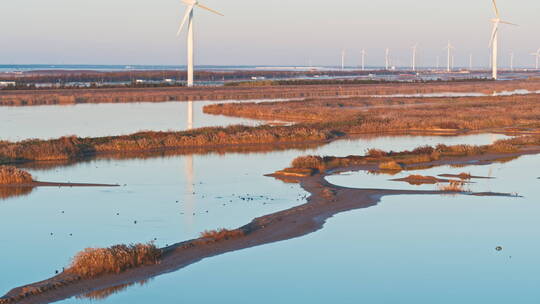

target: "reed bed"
[0,125,334,164]
[288,136,540,173]
[204,94,540,132]
[66,243,162,279]
[0,166,33,184]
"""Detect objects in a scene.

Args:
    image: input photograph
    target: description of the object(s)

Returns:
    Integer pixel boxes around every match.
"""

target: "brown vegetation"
[65,243,162,279]
[198,229,245,244]
[204,93,540,133]
[393,175,443,185]
[0,126,335,165]
[0,166,33,184]
[286,136,540,174]
[2,78,540,106]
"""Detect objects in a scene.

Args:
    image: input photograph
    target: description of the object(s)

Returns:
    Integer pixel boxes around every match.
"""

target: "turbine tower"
[469,54,473,70]
[411,44,418,71]
[530,49,540,69]
[510,51,514,71]
[385,48,390,70]
[445,41,455,72]
[341,50,346,70]
[177,0,223,87]
[361,49,366,71]
[489,0,517,80]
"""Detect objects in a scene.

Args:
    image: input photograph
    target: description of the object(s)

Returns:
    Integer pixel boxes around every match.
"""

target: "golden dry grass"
[289,136,540,174]
[65,243,161,279]
[0,166,33,184]
[198,228,245,244]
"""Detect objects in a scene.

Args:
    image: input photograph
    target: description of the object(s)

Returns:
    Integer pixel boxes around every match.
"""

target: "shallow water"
[0,100,280,141]
[326,159,519,193]
[371,89,540,98]
[56,154,540,304]
[0,133,513,298]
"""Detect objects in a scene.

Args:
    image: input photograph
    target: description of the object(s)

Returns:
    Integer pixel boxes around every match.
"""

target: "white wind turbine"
[385,48,390,70]
[510,51,514,71]
[341,50,346,70]
[445,41,455,72]
[177,0,223,87]
[530,49,540,70]
[489,0,517,80]
[361,49,366,71]
[411,44,418,71]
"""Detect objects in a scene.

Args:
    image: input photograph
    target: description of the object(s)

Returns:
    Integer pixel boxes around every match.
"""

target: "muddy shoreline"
[2,147,536,304]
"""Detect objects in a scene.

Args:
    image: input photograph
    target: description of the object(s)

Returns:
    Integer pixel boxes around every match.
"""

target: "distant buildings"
[0,81,16,87]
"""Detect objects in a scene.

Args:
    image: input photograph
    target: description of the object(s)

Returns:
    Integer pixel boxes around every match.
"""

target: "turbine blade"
[177,5,194,36]
[492,0,500,18]
[196,3,224,16]
[500,20,519,26]
[489,25,498,48]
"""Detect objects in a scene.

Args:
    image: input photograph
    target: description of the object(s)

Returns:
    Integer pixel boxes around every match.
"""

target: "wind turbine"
[341,50,346,70]
[361,49,366,71]
[177,0,223,87]
[411,44,418,71]
[469,53,473,70]
[510,51,514,71]
[530,49,540,69]
[385,48,390,70]
[489,0,517,80]
[445,41,455,72]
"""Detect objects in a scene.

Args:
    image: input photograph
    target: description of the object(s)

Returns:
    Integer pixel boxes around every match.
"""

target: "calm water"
[58,153,540,304]
[0,133,513,298]
[0,100,278,141]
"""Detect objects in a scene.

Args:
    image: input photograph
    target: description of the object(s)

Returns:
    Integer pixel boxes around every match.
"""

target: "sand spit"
[1,149,533,304]
[390,175,458,185]
[438,173,494,180]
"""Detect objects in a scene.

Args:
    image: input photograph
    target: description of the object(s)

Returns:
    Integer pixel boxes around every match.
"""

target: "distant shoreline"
[1,78,536,106]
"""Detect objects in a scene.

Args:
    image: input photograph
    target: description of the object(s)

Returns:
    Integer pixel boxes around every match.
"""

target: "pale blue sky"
[1,0,539,67]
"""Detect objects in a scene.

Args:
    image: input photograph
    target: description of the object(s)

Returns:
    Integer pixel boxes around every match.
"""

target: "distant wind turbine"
[361,49,366,71]
[469,54,473,70]
[436,56,440,70]
[445,41,455,72]
[411,44,418,71]
[530,49,540,69]
[177,0,223,87]
[341,50,346,70]
[385,48,390,70]
[510,51,514,71]
[489,0,518,80]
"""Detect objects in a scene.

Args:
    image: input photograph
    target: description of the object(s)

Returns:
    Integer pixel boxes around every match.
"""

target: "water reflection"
[0,100,268,141]
[75,280,149,301]
[58,154,540,304]
[0,186,34,200]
